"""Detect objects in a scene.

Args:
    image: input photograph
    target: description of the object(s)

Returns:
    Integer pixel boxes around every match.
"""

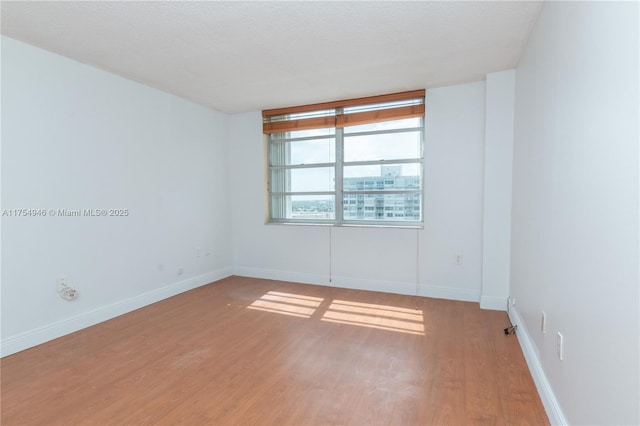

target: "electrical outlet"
[177,267,184,276]
[541,311,546,333]
[61,287,78,300]
[557,332,564,360]
[57,277,78,301]
[195,247,201,258]
[454,254,463,265]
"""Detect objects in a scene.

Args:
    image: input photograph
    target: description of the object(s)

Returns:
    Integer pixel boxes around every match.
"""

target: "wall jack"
[504,325,518,335]
[58,282,78,301]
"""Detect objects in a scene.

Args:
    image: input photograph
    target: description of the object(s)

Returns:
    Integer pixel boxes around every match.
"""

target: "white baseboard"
[234,266,328,288]
[508,305,568,426]
[422,284,479,303]
[0,266,232,357]
[233,266,480,302]
[480,295,507,311]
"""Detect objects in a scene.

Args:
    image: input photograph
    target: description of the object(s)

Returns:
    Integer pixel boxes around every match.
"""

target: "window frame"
[264,91,425,228]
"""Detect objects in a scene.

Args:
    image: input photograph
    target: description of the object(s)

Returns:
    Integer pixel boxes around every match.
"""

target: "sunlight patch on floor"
[321,300,425,335]
[247,291,324,318]
[328,300,423,321]
[247,292,425,334]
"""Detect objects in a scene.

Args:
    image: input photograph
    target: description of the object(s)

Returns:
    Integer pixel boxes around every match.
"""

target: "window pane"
[287,128,335,139]
[344,131,420,162]
[270,138,335,166]
[343,193,422,222]
[271,195,335,220]
[343,117,422,134]
[271,167,335,192]
[343,164,421,191]
[265,92,424,226]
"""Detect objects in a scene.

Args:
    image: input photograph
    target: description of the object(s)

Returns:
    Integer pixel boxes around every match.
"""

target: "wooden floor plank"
[1,276,549,425]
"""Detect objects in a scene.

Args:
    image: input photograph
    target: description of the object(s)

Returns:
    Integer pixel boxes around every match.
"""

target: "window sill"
[265,221,423,230]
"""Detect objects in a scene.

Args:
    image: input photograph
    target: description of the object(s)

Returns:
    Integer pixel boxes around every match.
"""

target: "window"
[263,90,424,227]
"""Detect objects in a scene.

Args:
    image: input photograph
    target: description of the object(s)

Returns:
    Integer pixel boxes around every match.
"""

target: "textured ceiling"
[1,1,542,113]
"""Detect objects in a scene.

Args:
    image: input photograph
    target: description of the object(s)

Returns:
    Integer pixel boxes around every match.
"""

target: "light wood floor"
[1,276,548,425]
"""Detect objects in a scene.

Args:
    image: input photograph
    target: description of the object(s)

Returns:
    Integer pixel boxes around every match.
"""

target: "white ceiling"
[1,1,542,114]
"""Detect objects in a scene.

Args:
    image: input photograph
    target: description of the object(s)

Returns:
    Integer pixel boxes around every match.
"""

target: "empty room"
[1,1,638,425]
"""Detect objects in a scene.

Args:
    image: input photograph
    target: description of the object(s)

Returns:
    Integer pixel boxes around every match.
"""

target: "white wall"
[510,2,639,425]
[481,70,515,310]
[230,82,486,302]
[1,36,233,356]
